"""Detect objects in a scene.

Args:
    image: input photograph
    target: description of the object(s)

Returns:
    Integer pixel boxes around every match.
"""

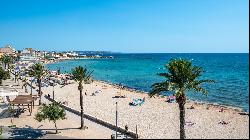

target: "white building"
[66,51,78,57]
[20,55,37,61]
[20,48,38,61]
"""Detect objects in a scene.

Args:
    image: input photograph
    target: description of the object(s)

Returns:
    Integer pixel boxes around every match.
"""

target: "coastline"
[44,60,248,114]
[1,69,248,139]
[41,78,249,139]
[95,79,246,113]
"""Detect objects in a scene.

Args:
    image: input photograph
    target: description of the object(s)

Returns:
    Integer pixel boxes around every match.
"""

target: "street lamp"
[53,82,55,100]
[116,102,118,139]
[14,71,17,83]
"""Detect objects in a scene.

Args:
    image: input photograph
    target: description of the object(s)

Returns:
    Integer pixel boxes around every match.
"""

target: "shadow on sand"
[3,125,79,139]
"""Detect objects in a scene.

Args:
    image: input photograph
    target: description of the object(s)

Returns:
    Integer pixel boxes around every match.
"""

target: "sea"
[45,53,249,112]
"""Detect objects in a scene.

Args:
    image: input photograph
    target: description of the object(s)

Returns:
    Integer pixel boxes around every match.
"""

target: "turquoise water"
[46,53,249,112]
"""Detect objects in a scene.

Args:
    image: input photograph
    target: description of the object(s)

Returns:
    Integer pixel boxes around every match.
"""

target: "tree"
[22,77,28,93]
[0,126,2,138]
[149,58,214,139]
[14,71,20,85]
[28,63,47,105]
[71,66,93,129]
[0,67,10,85]
[8,64,14,73]
[0,55,12,70]
[35,102,66,134]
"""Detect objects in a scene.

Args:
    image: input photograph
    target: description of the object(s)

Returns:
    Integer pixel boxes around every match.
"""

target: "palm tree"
[15,71,20,85]
[22,77,28,93]
[8,64,14,72]
[28,63,47,105]
[149,58,214,139]
[71,66,93,129]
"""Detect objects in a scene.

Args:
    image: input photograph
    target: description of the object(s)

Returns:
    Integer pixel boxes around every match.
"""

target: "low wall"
[44,95,139,139]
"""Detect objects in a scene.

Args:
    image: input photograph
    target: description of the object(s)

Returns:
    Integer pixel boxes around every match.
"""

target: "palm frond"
[157,72,172,79]
[149,82,172,98]
[28,63,47,79]
[71,66,93,84]
[192,86,208,95]
[150,59,214,100]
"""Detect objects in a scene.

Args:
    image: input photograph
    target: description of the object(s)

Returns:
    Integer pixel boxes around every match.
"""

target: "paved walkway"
[0,76,117,139]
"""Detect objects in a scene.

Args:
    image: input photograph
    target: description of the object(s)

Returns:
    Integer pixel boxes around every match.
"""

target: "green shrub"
[35,102,66,134]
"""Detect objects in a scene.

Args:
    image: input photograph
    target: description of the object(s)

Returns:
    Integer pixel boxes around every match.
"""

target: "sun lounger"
[112,94,126,98]
[138,100,145,106]
[95,90,102,93]
[129,102,137,106]
[129,97,145,106]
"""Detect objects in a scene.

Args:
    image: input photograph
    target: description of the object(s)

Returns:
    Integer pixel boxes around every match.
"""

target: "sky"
[0,0,249,53]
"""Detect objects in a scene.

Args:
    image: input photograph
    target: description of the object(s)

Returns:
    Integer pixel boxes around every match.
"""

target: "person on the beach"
[188,105,195,109]
[166,96,169,102]
[219,108,224,112]
[125,125,128,131]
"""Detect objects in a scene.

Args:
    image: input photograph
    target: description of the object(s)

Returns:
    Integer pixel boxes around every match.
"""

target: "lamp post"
[16,71,20,86]
[115,102,118,139]
[136,125,138,139]
[14,71,17,83]
[30,77,33,95]
[53,82,55,100]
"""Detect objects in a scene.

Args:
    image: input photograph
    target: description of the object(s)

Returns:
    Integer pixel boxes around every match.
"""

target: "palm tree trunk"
[25,85,27,93]
[178,102,186,139]
[80,89,84,129]
[38,79,42,105]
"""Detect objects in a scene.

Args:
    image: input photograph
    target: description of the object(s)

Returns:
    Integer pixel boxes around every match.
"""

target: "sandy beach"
[41,79,249,139]
[1,0,248,138]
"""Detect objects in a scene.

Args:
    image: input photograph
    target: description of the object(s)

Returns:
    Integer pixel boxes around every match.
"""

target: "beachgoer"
[188,105,195,109]
[219,108,224,112]
[125,125,128,131]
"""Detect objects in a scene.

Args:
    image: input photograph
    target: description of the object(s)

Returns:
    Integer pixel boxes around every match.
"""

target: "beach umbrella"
[169,95,176,100]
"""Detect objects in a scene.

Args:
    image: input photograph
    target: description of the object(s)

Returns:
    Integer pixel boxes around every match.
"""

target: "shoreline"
[94,79,247,113]
[44,60,248,113]
[41,78,249,139]
[1,72,248,139]
[43,57,114,65]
